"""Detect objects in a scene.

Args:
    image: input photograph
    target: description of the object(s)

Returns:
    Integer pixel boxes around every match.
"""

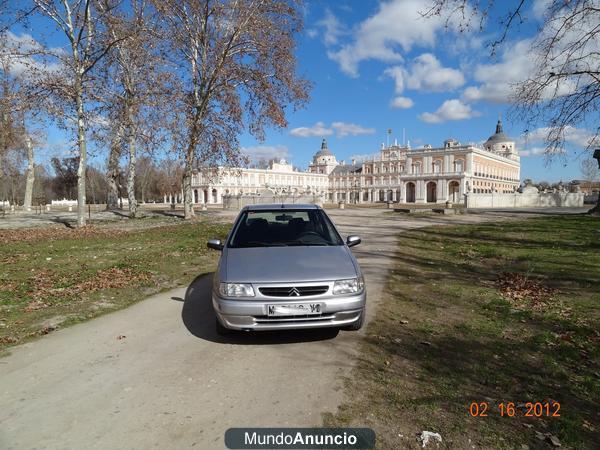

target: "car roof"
[242,203,321,211]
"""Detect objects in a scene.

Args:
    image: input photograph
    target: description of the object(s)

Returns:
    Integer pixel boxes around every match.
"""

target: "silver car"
[207,204,366,334]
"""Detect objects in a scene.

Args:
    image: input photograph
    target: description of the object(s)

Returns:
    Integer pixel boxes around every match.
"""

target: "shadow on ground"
[181,273,339,345]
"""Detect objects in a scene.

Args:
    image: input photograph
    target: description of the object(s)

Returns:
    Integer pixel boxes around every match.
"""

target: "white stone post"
[398,183,405,203]
[416,180,425,203]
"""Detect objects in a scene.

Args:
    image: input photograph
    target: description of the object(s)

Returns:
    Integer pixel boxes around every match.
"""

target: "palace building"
[192,119,521,205]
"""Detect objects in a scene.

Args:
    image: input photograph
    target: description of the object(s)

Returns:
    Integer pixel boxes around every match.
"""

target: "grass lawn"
[324,215,599,449]
[0,218,230,353]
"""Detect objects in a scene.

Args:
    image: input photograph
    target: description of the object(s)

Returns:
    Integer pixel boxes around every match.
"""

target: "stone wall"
[465,191,585,208]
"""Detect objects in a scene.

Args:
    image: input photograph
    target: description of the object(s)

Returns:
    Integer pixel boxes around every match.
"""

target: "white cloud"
[331,121,376,137]
[327,0,457,77]
[242,145,289,161]
[384,53,465,94]
[290,121,333,138]
[1,31,63,79]
[390,96,413,109]
[461,39,534,103]
[317,9,345,46]
[519,147,547,157]
[532,0,552,19]
[518,126,600,150]
[306,28,318,39]
[290,121,375,138]
[419,99,480,124]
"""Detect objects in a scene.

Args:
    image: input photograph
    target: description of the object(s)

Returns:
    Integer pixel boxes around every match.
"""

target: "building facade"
[191,159,329,204]
[192,120,521,205]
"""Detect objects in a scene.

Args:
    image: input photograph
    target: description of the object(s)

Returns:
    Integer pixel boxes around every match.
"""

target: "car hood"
[221,246,358,283]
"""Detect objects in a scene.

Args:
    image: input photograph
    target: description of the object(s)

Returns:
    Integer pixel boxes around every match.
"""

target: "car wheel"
[342,309,364,331]
[216,317,231,336]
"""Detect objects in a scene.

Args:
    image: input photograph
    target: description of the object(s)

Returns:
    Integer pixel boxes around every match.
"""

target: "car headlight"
[332,277,364,295]
[219,283,255,297]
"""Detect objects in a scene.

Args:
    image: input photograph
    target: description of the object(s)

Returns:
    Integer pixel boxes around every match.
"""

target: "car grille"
[258,285,329,297]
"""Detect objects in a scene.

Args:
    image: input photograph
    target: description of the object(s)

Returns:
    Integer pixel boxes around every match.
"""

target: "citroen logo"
[288,287,301,297]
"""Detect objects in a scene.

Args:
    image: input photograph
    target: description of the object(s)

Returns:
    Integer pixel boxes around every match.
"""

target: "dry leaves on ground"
[24,300,50,312]
[0,281,18,292]
[0,226,128,245]
[0,335,19,344]
[496,272,558,309]
[26,267,152,305]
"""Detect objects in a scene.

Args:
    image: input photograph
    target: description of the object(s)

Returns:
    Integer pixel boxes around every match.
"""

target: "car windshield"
[228,209,344,248]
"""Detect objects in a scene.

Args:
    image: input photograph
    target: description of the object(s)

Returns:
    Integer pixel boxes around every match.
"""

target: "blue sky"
[13,0,597,183]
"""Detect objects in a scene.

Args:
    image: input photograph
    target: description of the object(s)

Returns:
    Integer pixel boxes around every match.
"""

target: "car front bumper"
[212,291,366,331]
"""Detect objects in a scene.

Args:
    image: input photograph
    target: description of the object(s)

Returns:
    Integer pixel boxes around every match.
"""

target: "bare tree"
[154,0,310,219]
[97,0,168,217]
[423,0,600,213]
[23,0,125,226]
[0,33,26,205]
[0,31,45,210]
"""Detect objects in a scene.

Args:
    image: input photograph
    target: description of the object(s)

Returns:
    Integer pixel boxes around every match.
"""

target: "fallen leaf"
[582,420,595,431]
[24,300,50,312]
[548,435,561,447]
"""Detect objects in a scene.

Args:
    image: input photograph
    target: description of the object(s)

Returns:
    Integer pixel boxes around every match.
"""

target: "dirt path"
[0,208,565,449]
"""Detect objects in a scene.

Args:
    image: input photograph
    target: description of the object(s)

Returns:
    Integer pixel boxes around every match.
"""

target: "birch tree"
[97,0,167,217]
[28,0,124,226]
[0,31,41,210]
[0,34,23,205]
[154,0,310,219]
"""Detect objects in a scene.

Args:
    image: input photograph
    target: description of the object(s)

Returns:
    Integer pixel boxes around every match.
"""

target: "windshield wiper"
[239,241,287,247]
[285,240,331,246]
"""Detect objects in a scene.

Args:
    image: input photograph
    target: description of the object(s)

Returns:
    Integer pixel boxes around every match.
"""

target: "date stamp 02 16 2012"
[469,401,561,418]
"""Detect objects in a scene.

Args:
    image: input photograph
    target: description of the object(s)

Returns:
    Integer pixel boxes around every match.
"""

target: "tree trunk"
[106,132,121,210]
[127,127,138,218]
[75,78,87,226]
[23,136,34,211]
[0,150,4,204]
[590,195,600,216]
[183,148,195,219]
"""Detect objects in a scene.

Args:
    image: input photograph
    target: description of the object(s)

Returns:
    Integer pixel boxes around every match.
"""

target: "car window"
[228,209,343,247]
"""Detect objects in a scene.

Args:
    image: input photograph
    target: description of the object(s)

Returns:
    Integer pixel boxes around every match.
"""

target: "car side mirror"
[346,235,361,247]
[207,239,224,251]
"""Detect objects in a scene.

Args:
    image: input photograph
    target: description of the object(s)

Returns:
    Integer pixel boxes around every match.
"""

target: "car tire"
[342,309,364,331]
[216,317,231,336]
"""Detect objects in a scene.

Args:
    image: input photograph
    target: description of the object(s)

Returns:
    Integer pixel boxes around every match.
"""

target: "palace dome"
[485,119,513,145]
[315,138,333,158]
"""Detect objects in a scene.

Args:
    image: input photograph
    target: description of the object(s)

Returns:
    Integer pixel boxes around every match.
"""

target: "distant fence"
[465,191,585,208]
[222,194,324,210]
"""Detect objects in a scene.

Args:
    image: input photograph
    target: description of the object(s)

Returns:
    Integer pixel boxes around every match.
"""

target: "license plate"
[267,303,322,316]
